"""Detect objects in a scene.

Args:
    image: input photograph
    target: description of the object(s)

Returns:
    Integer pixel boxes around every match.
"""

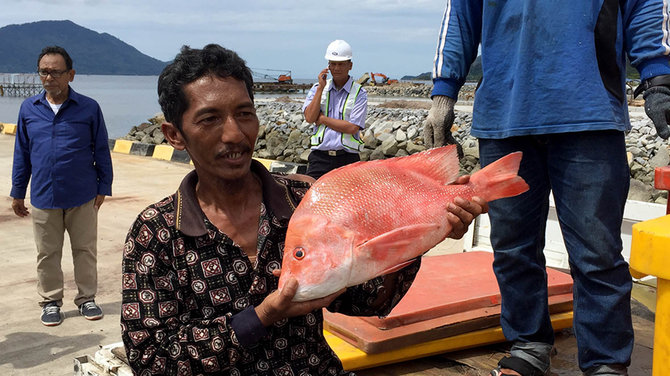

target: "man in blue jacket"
[424,2,670,375]
[11,46,113,326]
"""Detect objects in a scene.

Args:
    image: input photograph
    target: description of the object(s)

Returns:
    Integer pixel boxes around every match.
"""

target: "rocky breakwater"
[122,97,668,204]
[364,81,477,102]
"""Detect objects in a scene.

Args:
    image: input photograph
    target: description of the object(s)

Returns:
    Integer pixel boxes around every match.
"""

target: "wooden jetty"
[0,73,42,97]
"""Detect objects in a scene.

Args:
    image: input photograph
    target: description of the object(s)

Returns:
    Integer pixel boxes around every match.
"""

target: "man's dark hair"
[158,44,254,130]
[37,46,73,70]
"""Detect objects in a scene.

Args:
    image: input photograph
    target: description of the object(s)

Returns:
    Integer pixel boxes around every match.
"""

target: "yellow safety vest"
[310,79,364,152]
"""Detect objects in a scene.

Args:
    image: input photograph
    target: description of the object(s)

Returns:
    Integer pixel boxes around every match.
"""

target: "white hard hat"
[325,40,352,61]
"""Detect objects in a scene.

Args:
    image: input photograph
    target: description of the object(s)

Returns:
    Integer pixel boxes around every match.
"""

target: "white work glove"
[424,95,462,157]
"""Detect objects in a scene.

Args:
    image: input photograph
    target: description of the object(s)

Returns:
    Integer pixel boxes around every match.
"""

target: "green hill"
[404,55,640,82]
[0,20,167,75]
[402,56,483,82]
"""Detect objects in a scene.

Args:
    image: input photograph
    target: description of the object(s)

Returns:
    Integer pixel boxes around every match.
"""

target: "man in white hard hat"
[302,39,368,180]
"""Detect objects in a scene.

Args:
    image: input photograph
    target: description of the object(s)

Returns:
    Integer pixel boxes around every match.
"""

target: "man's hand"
[317,68,329,88]
[424,95,462,156]
[94,195,106,210]
[255,273,344,327]
[11,198,29,217]
[446,176,489,239]
[643,86,670,139]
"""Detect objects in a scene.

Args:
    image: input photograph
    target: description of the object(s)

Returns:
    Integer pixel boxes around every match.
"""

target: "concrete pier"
[0,73,42,97]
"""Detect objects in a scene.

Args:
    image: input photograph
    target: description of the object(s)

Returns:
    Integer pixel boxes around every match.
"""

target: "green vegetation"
[403,55,640,82]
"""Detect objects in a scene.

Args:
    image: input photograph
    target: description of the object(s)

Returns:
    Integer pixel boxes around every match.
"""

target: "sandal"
[490,356,547,376]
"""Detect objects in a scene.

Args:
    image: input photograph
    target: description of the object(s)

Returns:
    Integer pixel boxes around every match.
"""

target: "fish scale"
[278,145,529,301]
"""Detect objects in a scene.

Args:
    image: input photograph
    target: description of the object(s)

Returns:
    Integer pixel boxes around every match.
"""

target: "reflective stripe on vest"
[310,79,364,152]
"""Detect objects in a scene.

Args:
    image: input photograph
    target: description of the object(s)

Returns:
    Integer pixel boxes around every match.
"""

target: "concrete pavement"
[0,133,656,375]
[0,133,193,375]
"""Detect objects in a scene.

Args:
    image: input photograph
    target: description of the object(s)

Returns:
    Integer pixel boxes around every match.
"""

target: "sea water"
[0,75,314,139]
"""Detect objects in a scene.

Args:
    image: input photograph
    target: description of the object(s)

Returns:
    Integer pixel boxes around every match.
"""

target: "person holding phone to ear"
[302,39,368,180]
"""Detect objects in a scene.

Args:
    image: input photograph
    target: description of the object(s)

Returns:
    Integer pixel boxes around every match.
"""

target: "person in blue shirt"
[10,46,113,327]
[424,2,670,376]
[302,39,368,180]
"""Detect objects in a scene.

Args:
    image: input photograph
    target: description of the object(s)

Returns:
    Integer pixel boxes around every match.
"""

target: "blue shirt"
[302,76,367,152]
[431,0,670,139]
[11,87,113,209]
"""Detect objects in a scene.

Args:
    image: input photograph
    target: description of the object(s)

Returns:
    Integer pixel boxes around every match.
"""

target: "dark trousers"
[479,130,632,370]
[306,150,360,180]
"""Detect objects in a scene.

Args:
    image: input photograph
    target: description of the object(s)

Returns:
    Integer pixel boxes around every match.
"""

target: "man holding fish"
[425,1,670,375]
[120,44,487,375]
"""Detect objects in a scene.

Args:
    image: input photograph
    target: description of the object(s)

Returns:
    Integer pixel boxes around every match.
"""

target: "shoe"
[79,300,104,320]
[41,302,63,326]
[491,356,548,376]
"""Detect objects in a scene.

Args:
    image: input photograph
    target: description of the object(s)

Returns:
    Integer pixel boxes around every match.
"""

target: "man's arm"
[316,87,367,135]
[624,0,670,139]
[303,77,367,135]
[11,107,32,216]
[327,189,486,316]
[12,199,29,217]
[91,105,113,198]
[303,69,327,123]
[426,0,482,148]
[122,213,254,373]
[121,207,343,373]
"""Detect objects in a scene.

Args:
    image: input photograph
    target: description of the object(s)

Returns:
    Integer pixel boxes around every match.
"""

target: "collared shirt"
[303,76,368,152]
[121,161,420,375]
[11,87,113,209]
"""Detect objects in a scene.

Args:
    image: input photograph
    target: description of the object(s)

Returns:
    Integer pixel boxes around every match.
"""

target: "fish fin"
[469,151,529,202]
[378,259,418,275]
[389,145,460,184]
[358,223,440,259]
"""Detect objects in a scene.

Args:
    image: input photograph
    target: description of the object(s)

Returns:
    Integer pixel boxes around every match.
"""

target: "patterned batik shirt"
[121,161,420,376]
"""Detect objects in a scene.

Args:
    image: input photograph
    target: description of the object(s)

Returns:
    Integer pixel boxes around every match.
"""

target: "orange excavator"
[251,68,293,84]
[357,72,399,86]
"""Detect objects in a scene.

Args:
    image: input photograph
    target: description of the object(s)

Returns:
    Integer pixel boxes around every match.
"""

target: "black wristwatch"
[633,74,670,98]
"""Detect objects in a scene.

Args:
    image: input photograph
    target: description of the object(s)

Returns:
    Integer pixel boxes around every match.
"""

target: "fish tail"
[470,152,529,201]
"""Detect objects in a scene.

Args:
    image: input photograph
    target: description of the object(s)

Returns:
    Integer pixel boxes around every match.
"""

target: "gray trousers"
[32,199,98,307]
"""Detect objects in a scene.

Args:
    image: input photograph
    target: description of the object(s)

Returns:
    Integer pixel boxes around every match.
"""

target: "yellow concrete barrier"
[631,214,670,376]
[1,123,17,135]
[253,158,274,170]
[112,140,134,154]
[152,144,175,161]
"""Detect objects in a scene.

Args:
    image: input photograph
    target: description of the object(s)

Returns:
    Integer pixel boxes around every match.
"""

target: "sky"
[0,0,449,80]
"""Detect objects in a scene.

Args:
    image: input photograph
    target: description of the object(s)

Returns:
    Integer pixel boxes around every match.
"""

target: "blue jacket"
[11,87,113,209]
[431,0,670,138]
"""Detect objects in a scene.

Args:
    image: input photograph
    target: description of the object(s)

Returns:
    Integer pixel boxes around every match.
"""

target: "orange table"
[325,251,575,369]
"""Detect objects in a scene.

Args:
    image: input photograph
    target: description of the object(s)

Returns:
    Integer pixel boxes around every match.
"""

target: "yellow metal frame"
[631,214,670,376]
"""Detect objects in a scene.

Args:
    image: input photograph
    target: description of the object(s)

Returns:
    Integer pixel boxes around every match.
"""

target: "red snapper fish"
[278,145,528,301]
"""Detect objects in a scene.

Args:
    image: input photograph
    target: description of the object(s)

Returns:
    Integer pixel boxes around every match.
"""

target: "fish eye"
[293,247,305,260]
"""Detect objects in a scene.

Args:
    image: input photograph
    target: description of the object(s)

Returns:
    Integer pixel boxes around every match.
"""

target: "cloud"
[0,0,447,78]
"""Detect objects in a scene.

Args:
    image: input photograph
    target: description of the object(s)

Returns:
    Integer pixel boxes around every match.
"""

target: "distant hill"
[404,54,641,82]
[403,56,483,82]
[402,72,431,81]
[0,20,168,75]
